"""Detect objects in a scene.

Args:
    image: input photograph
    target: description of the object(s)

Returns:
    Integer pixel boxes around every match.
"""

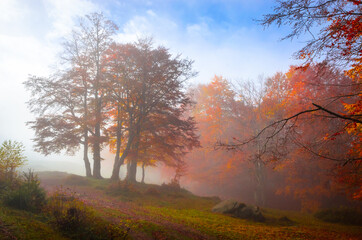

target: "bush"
[3,170,46,212]
[314,207,362,225]
[46,187,128,239]
[0,140,26,191]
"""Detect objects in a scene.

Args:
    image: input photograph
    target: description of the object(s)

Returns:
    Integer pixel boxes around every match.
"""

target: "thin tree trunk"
[111,106,123,180]
[83,88,92,177]
[113,120,122,175]
[93,94,102,179]
[83,134,92,177]
[92,35,103,179]
[141,162,145,183]
[254,158,265,206]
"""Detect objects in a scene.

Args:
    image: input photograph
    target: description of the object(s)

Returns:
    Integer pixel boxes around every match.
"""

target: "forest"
[0,0,361,239]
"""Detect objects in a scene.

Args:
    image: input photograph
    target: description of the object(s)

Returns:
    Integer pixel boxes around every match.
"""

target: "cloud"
[0,0,27,22]
[0,0,302,178]
[0,0,104,175]
[114,9,299,86]
[43,0,100,41]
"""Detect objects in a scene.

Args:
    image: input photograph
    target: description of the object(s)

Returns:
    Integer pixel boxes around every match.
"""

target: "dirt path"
[42,184,212,240]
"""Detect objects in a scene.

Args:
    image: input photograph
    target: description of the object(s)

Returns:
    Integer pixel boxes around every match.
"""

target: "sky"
[0,0,306,180]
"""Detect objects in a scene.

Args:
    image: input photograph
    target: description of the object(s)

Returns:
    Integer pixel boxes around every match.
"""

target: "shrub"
[3,170,46,212]
[46,187,128,239]
[314,207,362,225]
[0,140,26,191]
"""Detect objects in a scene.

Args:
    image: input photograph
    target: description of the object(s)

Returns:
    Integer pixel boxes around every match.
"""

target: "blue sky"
[0,0,306,179]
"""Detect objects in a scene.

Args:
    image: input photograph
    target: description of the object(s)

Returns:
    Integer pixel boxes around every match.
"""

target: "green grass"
[0,204,68,240]
[9,171,362,240]
[105,180,220,210]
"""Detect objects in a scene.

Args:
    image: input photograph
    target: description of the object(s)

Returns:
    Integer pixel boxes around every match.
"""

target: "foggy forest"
[0,0,361,239]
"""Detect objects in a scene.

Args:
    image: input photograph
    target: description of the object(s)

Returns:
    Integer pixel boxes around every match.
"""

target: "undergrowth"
[46,187,129,240]
[314,207,362,226]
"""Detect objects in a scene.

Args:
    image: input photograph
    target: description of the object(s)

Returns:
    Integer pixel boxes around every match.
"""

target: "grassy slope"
[0,206,68,240]
[1,171,361,240]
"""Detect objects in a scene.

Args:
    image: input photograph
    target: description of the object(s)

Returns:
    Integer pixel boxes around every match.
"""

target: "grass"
[5,171,361,240]
[0,204,68,240]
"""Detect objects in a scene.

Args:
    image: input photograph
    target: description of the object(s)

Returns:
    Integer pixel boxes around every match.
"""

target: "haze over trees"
[25,13,199,182]
[22,0,361,212]
[207,0,361,209]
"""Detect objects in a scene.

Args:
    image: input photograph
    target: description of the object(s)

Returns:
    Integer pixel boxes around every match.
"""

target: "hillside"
[0,171,361,240]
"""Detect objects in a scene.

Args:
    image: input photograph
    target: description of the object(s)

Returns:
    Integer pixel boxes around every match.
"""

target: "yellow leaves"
[273,163,286,172]
[226,159,233,169]
[345,57,362,83]
[323,133,329,140]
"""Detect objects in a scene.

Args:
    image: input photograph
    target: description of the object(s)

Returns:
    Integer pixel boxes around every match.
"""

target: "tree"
[186,77,252,201]
[234,0,362,199]
[105,39,198,181]
[25,13,118,178]
[260,0,361,125]
[0,140,26,185]
[25,72,91,176]
[206,63,361,209]
[261,0,362,67]
[79,13,118,178]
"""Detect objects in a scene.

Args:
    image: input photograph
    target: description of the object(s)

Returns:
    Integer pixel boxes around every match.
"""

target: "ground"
[0,171,361,240]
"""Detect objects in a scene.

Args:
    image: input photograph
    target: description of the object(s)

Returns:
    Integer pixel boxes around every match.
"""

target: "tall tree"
[25,72,91,176]
[25,13,118,178]
[105,40,198,181]
[226,0,362,199]
[77,13,118,178]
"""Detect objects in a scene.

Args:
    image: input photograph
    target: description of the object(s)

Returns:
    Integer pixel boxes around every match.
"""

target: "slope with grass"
[1,171,361,240]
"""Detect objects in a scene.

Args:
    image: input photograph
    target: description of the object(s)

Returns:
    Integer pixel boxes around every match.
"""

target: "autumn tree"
[25,13,118,178]
[260,0,361,136]
[186,77,251,200]
[239,0,362,199]
[266,65,355,210]
[25,72,91,175]
[77,13,118,178]
[261,0,361,66]
[105,39,198,181]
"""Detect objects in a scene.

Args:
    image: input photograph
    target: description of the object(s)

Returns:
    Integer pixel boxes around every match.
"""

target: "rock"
[212,200,265,222]
[212,200,246,214]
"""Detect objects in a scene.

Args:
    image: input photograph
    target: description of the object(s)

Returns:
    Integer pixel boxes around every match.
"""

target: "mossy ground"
[0,171,360,240]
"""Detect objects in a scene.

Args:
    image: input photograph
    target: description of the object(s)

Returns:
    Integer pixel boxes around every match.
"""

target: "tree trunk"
[92,120,102,178]
[92,137,102,178]
[92,87,103,179]
[126,136,140,182]
[111,131,135,180]
[127,157,138,182]
[141,162,145,183]
[83,89,92,177]
[113,119,122,177]
[254,158,265,206]
[83,133,92,177]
